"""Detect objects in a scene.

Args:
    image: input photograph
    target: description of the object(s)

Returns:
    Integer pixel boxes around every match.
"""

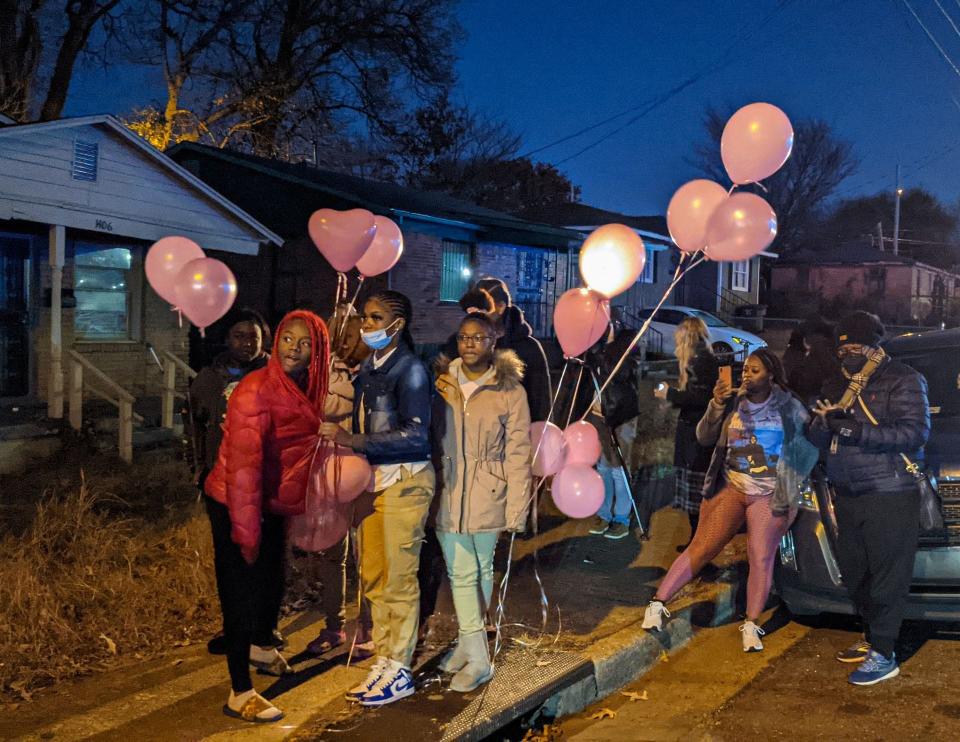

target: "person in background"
[184,308,273,657]
[786,316,841,405]
[653,316,718,549]
[205,310,331,723]
[808,311,930,686]
[643,349,818,653]
[320,290,434,707]
[476,277,552,422]
[781,328,806,385]
[432,312,532,691]
[303,306,374,660]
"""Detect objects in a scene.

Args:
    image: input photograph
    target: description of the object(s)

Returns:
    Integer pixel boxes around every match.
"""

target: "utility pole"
[893,163,903,256]
[876,221,884,252]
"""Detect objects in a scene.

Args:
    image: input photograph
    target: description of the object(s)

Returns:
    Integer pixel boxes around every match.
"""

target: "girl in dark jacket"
[653,317,718,543]
[320,290,434,708]
[205,310,331,723]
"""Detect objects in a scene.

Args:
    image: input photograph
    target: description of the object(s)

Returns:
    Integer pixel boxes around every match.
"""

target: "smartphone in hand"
[719,365,732,387]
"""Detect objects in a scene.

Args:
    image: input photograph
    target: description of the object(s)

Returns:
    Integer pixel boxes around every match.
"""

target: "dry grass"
[0,475,219,702]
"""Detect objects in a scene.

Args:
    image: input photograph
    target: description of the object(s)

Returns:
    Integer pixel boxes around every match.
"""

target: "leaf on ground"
[427,694,444,701]
[99,634,117,655]
[658,650,669,663]
[621,690,648,701]
[589,708,616,720]
[535,659,552,667]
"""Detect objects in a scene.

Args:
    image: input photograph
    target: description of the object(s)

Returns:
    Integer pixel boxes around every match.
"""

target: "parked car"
[634,305,766,359]
[775,328,960,620]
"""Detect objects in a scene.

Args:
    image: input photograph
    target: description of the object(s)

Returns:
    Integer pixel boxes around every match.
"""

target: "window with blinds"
[440,240,473,301]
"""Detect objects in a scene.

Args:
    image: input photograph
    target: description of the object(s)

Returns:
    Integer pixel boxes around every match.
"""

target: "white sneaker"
[346,656,388,701]
[740,621,765,652]
[360,659,416,706]
[641,600,670,631]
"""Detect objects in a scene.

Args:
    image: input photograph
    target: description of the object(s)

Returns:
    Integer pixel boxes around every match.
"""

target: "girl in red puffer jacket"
[204,310,330,723]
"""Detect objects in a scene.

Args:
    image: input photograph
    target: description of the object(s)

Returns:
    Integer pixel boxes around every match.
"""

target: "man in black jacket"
[809,311,930,686]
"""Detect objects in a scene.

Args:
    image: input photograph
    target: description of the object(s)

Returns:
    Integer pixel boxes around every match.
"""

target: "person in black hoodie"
[653,316,719,547]
[184,308,273,657]
[476,277,552,422]
[786,316,842,405]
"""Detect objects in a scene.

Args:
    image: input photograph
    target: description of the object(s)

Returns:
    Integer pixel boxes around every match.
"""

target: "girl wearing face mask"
[205,310,331,723]
[642,349,818,653]
[319,290,434,707]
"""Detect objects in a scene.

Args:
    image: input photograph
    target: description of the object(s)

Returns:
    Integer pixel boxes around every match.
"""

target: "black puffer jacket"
[809,357,930,495]
[497,306,552,422]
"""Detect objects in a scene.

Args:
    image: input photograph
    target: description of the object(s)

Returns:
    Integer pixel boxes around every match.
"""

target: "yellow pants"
[356,466,435,667]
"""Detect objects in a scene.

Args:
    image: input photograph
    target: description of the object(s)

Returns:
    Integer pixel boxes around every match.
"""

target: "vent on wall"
[72,140,98,181]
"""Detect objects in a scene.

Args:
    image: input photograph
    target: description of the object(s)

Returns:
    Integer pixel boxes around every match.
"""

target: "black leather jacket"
[809,357,930,495]
[351,343,432,466]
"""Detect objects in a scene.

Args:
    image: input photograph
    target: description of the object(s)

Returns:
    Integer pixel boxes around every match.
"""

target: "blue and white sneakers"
[346,656,388,701]
[848,650,900,686]
[360,659,416,706]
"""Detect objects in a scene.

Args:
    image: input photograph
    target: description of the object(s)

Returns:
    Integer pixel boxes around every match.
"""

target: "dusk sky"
[67,0,960,218]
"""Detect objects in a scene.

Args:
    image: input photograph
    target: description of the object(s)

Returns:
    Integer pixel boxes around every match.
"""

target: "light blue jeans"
[597,457,632,526]
[436,530,500,635]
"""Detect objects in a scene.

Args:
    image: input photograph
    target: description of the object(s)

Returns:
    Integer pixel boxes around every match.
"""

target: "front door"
[0,236,30,397]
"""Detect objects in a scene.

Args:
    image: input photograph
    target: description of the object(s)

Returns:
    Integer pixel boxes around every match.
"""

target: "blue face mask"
[361,319,400,350]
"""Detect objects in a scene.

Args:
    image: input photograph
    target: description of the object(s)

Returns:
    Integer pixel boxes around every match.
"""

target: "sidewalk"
[4,508,749,742]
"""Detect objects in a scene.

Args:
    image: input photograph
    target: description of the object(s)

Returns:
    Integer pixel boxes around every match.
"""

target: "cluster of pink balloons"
[553,222,648,358]
[531,420,606,519]
[667,103,791,262]
[308,208,404,277]
[145,236,237,334]
[289,444,373,552]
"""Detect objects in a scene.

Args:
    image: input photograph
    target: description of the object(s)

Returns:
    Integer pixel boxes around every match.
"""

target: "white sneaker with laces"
[740,621,765,652]
[641,600,670,631]
[360,659,416,706]
[346,656,388,701]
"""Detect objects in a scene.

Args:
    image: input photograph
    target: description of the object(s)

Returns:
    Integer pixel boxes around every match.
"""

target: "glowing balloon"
[666,180,729,253]
[553,287,611,358]
[356,216,404,277]
[721,103,794,185]
[705,193,778,262]
[563,421,602,467]
[579,224,646,298]
[530,420,566,477]
[551,464,604,519]
[325,446,373,503]
[145,236,205,306]
[172,257,237,331]
[308,208,377,272]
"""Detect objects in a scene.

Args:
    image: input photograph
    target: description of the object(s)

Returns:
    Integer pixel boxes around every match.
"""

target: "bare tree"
[0,0,47,120]
[691,107,859,254]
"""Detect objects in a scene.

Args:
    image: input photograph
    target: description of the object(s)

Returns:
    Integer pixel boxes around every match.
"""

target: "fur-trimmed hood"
[434,349,525,392]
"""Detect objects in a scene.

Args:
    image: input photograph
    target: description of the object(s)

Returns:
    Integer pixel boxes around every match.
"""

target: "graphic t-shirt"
[724,396,784,497]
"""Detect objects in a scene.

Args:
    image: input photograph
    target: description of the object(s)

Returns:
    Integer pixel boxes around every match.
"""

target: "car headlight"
[731,336,745,346]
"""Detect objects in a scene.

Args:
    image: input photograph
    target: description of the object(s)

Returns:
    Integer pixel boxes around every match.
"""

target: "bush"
[0,478,218,701]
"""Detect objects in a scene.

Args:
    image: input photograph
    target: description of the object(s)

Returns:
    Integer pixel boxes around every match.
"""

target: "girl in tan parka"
[432,312,533,692]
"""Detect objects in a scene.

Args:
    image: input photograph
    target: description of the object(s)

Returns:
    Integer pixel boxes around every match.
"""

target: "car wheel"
[712,341,734,361]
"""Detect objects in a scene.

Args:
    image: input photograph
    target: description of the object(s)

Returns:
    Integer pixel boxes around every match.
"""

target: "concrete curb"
[534,569,742,723]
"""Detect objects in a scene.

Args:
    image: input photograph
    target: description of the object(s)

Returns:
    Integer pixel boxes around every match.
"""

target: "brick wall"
[389,230,463,344]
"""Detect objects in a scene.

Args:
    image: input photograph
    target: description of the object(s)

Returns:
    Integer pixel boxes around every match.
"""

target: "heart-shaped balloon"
[308,208,377,272]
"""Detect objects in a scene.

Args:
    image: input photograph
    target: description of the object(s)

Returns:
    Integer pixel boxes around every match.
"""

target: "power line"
[900,0,960,79]
[520,0,796,163]
[934,0,960,43]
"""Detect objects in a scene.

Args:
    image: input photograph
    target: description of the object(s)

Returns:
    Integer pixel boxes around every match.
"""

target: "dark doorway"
[0,236,30,397]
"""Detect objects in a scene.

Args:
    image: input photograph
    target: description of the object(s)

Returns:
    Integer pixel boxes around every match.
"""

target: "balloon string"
[528,362,569,475]
[577,250,705,423]
[564,364,585,428]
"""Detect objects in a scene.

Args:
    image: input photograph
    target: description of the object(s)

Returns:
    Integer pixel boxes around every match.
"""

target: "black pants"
[834,488,920,658]
[417,525,445,625]
[205,495,286,692]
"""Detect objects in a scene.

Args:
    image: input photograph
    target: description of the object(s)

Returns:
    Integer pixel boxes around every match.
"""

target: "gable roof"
[0,113,15,125]
[516,201,674,247]
[166,142,580,248]
[0,115,281,248]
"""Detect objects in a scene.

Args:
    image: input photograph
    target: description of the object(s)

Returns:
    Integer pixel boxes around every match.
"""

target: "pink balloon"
[721,103,794,185]
[705,193,778,262]
[172,257,238,330]
[356,216,404,277]
[530,420,566,477]
[563,421,601,466]
[145,236,205,306]
[325,446,373,503]
[666,180,729,253]
[288,490,352,552]
[308,208,377,272]
[553,288,611,358]
[579,224,646,298]
[551,464,605,519]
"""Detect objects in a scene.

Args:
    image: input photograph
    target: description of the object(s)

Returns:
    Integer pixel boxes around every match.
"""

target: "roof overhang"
[567,224,673,250]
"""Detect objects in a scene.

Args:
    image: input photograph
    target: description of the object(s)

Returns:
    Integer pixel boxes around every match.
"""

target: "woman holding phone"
[653,317,718,546]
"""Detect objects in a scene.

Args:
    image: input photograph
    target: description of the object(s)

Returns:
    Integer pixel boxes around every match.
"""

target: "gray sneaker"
[604,522,630,540]
[836,638,871,663]
[588,516,609,535]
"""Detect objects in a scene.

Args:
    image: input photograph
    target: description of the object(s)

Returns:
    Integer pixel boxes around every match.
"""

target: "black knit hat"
[835,311,884,347]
